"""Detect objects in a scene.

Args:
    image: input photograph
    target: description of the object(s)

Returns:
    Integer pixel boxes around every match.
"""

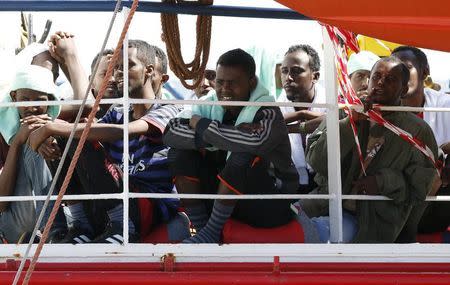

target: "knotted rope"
[161,0,213,89]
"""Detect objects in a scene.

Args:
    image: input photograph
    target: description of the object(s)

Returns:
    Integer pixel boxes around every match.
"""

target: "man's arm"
[283,110,324,124]
[28,119,151,152]
[194,108,287,156]
[48,32,93,121]
[163,118,199,150]
[0,116,50,211]
[306,116,357,176]
[287,115,325,134]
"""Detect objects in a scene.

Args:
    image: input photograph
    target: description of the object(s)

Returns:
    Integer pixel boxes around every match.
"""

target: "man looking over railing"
[306,57,439,243]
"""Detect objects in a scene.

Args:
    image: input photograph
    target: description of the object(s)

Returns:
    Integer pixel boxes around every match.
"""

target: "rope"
[13,1,140,284]
[161,0,213,89]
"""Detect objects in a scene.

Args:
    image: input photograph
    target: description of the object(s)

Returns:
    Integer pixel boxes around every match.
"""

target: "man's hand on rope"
[350,95,373,122]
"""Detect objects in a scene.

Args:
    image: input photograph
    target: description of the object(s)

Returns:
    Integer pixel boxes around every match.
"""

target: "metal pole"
[122,6,130,245]
[322,27,343,243]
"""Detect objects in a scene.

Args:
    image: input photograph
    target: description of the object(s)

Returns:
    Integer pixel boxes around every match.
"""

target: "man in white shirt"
[278,44,326,193]
[392,45,450,240]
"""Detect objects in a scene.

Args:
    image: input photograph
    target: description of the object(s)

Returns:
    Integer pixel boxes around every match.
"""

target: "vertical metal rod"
[322,27,343,243]
[27,13,33,44]
[122,6,130,245]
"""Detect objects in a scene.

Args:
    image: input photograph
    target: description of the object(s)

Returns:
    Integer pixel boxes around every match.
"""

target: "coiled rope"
[13,1,140,284]
[161,0,213,89]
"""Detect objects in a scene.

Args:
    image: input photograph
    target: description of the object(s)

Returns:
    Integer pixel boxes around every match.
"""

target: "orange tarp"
[276,0,450,52]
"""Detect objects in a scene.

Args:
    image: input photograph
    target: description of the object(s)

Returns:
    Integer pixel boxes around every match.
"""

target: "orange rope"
[161,0,213,90]
[20,1,140,284]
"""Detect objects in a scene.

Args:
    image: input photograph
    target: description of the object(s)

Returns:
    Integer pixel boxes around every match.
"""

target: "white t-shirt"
[278,84,327,185]
[424,88,450,147]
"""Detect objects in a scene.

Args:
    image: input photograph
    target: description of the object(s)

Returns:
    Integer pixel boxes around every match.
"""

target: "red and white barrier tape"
[323,24,442,174]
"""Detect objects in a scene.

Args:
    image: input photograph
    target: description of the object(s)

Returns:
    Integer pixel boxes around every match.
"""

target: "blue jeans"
[311,211,358,243]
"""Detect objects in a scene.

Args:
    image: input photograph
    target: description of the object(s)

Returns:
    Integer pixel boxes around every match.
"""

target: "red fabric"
[222,218,305,243]
[276,0,450,52]
[141,224,170,243]
[417,233,444,243]
[138,198,154,238]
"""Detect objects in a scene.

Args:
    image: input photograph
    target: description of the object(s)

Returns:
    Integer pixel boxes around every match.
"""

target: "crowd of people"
[0,31,449,244]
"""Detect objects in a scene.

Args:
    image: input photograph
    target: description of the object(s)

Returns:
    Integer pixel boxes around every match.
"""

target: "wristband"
[299,122,307,134]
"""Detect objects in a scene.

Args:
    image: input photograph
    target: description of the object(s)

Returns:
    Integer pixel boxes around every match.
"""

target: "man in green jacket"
[305,57,439,243]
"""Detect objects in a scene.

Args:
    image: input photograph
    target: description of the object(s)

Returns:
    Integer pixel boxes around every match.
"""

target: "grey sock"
[183,201,234,244]
[185,203,209,231]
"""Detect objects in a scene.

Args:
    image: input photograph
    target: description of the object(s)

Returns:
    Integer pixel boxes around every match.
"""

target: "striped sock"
[183,201,234,244]
[185,203,209,231]
[107,204,136,235]
[64,203,93,234]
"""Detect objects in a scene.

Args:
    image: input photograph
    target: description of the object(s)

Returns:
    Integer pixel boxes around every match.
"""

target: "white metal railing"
[2,98,449,112]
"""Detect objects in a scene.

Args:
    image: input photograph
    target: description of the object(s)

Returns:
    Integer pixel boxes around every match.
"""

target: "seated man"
[29,39,190,243]
[277,45,327,193]
[392,46,450,241]
[0,65,61,243]
[0,34,93,243]
[164,49,319,243]
[305,57,439,243]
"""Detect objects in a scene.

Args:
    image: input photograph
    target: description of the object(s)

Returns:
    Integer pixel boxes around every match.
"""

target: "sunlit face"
[368,61,407,106]
[11,89,49,118]
[350,70,371,97]
[215,65,255,116]
[114,47,152,98]
[392,50,426,98]
[195,69,216,98]
[281,51,319,102]
[92,55,118,99]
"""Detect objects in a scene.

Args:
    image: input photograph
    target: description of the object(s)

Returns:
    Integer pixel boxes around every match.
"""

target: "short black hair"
[285,44,321,72]
[90,49,114,72]
[373,57,410,87]
[216,48,256,78]
[150,45,168,74]
[391,46,429,74]
[128,39,156,67]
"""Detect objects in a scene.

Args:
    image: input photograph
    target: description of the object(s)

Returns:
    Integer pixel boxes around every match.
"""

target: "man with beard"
[305,57,439,243]
[29,39,189,244]
[277,45,326,193]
